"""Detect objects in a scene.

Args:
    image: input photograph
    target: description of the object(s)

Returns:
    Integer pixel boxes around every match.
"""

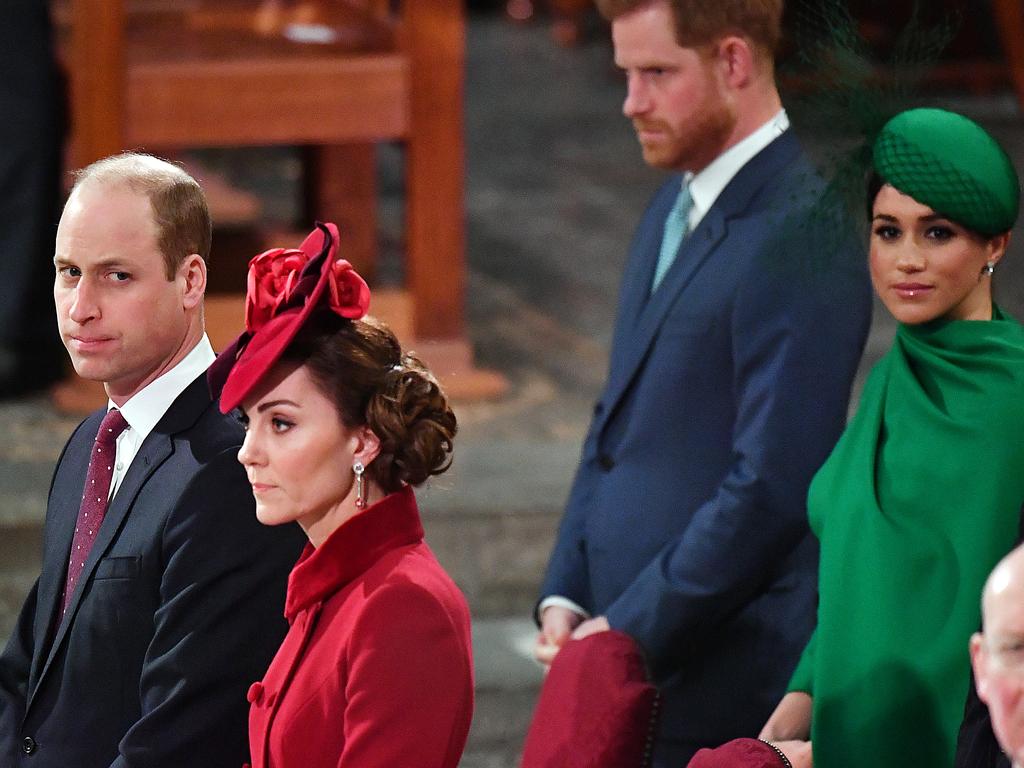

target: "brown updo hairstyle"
[281,309,457,493]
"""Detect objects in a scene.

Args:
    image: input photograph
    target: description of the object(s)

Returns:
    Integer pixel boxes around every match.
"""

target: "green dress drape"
[788,306,1024,767]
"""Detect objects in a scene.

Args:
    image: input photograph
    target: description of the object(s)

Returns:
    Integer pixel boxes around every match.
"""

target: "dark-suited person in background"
[0,0,66,396]
[533,0,872,763]
[0,153,304,767]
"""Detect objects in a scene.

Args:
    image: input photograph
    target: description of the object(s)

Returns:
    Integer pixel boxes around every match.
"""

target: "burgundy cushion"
[687,738,788,768]
[521,630,660,768]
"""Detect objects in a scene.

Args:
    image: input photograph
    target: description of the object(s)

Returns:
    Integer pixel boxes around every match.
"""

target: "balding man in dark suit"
[0,153,304,767]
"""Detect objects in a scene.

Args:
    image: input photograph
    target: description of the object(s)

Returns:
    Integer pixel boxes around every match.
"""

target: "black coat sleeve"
[955,677,1010,768]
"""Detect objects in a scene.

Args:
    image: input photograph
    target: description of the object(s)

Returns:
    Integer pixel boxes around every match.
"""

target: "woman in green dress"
[754,108,1024,768]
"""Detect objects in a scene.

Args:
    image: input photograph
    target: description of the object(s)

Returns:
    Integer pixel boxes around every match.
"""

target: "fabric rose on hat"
[328,259,371,319]
[245,247,307,332]
[244,246,371,334]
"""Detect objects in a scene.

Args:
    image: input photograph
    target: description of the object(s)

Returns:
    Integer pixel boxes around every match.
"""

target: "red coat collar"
[283,485,424,620]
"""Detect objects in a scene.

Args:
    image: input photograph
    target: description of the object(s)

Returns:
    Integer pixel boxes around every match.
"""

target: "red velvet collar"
[283,485,424,620]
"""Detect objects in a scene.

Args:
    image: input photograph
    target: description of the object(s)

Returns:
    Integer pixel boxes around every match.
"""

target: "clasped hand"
[533,607,610,667]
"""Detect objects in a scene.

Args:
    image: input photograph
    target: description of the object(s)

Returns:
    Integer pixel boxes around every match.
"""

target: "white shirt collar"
[110,335,216,442]
[687,109,790,228]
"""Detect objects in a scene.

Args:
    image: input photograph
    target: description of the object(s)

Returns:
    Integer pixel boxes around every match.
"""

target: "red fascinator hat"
[210,222,371,413]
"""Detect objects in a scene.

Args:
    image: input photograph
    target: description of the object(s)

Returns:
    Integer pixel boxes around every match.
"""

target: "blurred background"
[3,1,1024,765]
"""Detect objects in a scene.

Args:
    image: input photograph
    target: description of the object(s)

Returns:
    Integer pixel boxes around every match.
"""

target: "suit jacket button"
[21,736,37,755]
[598,454,615,471]
[593,402,604,417]
[246,682,264,704]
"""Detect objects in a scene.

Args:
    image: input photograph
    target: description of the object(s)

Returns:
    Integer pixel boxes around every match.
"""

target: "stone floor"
[4,7,1024,767]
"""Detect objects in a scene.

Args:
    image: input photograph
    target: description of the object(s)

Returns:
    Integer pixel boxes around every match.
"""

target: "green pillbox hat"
[873,108,1020,236]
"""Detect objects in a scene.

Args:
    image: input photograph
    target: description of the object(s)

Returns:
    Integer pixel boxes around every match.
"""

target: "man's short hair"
[71,152,212,279]
[595,0,783,57]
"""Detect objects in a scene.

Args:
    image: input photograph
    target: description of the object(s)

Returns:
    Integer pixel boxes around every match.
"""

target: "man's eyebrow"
[53,257,132,269]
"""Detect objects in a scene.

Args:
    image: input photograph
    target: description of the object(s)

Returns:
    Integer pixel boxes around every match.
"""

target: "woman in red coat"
[213,223,473,768]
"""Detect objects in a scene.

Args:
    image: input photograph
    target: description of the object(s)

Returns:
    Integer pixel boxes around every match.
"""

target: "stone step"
[0,569,38,643]
[418,437,576,617]
[0,523,46,641]
[464,617,543,768]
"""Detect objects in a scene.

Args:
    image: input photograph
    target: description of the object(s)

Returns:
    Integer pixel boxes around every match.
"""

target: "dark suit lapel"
[29,414,100,694]
[30,373,213,709]
[621,180,680,333]
[603,209,728,406]
[37,437,173,689]
[606,177,681,384]
[601,130,803,422]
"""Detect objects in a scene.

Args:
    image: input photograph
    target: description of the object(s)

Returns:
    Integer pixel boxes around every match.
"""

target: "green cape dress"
[788,306,1024,767]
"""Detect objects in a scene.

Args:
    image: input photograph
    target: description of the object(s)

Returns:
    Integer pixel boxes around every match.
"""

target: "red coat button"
[246,682,264,704]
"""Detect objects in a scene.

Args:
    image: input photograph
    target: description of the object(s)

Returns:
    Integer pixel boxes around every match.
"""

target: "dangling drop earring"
[983,261,996,276]
[353,460,366,509]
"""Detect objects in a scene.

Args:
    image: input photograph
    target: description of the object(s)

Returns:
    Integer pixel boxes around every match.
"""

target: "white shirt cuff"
[537,595,590,624]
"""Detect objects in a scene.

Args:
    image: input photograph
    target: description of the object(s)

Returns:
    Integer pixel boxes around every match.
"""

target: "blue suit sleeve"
[536,433,599,616]
[605,228,870,671]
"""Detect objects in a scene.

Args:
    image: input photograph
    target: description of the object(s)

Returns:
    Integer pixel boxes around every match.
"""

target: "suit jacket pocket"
[94,555,141,580]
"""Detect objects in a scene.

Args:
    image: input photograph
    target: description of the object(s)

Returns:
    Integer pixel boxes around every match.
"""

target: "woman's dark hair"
[865,171,885,223]
[282,310,457,494]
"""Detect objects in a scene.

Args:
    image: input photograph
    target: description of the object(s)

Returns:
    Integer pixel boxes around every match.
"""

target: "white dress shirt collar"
[687,109,790,229]
[110,334,216,443]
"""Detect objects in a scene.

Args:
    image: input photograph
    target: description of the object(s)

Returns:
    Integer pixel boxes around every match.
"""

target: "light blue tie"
[651,181,693,293]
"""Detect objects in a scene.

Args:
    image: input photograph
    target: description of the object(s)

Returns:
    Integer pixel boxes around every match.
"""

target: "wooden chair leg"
[993,0,1024,109]
[70,0,125,167]
[303,144,378,282]
[405,0,465,340]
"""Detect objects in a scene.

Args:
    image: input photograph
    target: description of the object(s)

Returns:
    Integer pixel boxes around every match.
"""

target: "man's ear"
[180,254,207,310]
[714,35,756,89]
[970,633,991,703]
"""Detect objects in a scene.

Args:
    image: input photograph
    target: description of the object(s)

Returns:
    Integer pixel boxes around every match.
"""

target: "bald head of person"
[972,544,1024,767]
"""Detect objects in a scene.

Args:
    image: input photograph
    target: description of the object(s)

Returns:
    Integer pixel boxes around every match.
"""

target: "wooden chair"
[57,0,506,408]
[993,0,1024,108]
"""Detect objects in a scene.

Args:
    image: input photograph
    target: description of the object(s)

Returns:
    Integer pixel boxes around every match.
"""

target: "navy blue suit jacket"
[0,372,305,767]
[540,130,872,748]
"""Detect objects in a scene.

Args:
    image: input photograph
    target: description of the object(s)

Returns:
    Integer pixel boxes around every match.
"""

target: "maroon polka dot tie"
[61,408,130,614]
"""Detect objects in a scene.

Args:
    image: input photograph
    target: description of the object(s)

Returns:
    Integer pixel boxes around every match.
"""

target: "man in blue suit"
[0,154,304,766]
[535,1,872,763]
